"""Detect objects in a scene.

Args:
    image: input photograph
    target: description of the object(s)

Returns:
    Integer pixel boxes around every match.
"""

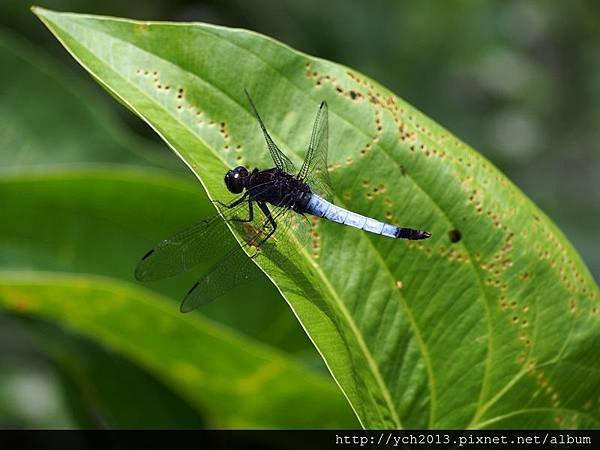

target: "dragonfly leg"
[256,201,277,244]
[230,201,254,223]
[299,212,311,225]
[212,192,248,209]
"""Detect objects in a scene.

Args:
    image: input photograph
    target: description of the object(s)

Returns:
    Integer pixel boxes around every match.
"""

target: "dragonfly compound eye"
[224,166,249,194]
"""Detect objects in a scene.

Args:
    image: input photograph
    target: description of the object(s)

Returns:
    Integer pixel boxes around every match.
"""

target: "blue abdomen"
[304,194,431,240]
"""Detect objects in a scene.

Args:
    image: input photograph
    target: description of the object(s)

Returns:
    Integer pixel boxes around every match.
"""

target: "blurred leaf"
[0,273,357,428]
[34,8,600,428]
[14,316,205,428]
[0,26,175,171]
[0,168,311,354]
[0,317,75,428]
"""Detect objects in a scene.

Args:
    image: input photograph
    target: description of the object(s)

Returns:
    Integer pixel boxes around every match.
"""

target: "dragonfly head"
[224,166,250,194]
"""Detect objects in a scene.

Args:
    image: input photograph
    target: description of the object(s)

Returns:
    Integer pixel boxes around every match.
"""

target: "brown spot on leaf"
[448,229,461,243]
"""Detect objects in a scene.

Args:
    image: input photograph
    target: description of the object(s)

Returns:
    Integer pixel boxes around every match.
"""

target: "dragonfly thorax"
[245,167,312,211]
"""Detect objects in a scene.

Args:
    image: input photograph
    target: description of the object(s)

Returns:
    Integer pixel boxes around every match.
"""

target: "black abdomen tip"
[395,228,432,240]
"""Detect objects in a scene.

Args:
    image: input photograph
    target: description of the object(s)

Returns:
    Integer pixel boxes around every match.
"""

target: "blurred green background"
[1,0,598,427]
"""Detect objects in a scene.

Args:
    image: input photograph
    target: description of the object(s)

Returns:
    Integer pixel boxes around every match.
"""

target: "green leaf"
[33,8,600,428]
[11,316,205,428]
[0,273,357,428]
[0,26,174,171]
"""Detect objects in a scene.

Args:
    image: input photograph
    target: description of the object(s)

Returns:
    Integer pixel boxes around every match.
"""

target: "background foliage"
[1,0,598,428]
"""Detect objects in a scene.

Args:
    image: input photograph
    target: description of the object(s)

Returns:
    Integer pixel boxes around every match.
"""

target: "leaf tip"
[31,6,60,22]
[30,5,45,16]
[30,5,55,24]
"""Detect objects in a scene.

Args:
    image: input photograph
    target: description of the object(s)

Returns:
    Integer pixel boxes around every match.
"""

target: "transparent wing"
[298,101,334,201]
[134,200,251,281]
[180,186,324,313]
[244,89,296,174]
[180,204,293,312]
[134,177,282,282]
[179,235,261,313]
[248,205,320,301]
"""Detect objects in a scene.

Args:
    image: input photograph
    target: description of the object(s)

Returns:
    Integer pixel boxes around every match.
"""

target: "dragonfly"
[135,90,431,312]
